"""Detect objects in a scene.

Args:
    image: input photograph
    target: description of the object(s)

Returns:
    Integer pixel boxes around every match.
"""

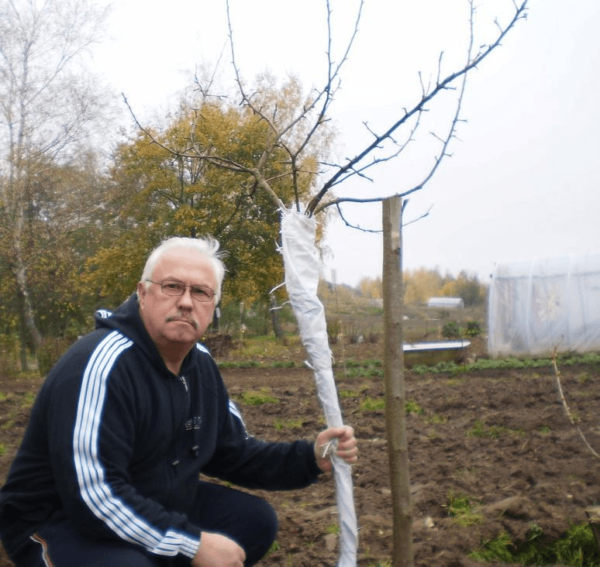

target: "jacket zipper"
[167,375,190,505]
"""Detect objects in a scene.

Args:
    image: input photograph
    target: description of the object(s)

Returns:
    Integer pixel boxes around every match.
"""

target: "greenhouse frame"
[488,253,600,357]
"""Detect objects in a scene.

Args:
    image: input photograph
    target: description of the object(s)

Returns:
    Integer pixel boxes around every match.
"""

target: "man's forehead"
[154,248,215,277]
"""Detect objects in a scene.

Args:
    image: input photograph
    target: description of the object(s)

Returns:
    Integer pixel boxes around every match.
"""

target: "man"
[0,236,358,567]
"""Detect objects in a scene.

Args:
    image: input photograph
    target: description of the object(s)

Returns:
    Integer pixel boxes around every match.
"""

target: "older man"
[0,237,357,567]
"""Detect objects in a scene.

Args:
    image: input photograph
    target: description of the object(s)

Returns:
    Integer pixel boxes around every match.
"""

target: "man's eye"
[192,286,211,298]
[164,282,183,291]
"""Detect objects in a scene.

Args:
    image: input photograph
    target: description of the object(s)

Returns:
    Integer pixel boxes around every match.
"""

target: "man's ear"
[136,281,146,308]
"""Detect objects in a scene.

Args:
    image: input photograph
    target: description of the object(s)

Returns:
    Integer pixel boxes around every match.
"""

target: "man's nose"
[177,287,194,307]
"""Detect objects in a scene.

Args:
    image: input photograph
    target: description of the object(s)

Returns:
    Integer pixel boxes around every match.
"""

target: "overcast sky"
[94,0,600,288]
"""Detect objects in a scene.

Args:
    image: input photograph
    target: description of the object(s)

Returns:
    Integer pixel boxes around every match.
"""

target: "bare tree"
[126,1,529,564]
[0,0,111,366]
[129,0,528,221]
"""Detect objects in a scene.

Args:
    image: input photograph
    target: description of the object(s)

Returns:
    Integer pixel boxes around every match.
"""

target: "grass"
[426,413,448,424]
[359,397,428,415]
[405,399,424,415]
[445,491,484,527]
[265,540,281,557]
[468,420,524,439]
[360,397,385,411]
[338,389,358,398]
[469,522,600,566]
[236,388,279,406]
[274,419,303,430]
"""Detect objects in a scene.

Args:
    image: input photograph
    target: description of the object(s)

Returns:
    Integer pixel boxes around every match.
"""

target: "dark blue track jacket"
[0,294,321,561]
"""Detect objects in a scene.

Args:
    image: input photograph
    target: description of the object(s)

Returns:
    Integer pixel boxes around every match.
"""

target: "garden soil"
[1,338,600,566]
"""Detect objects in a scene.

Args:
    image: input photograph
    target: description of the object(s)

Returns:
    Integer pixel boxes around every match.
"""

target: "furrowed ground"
[1,335,600,566]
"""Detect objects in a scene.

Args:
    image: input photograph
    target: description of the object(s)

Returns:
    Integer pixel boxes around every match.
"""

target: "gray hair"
[141,236,226,303]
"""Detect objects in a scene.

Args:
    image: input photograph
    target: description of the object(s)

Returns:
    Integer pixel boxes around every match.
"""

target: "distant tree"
[453,271,486,306]
[0,0,112,367]
[88,77,329,308]
[404,268,444,305]
[359,276,382,299]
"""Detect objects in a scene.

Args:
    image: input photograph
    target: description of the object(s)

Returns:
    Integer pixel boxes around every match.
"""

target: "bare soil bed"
[1,339,600,566]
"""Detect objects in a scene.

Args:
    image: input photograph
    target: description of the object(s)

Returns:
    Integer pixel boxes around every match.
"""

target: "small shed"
[427,297,464,309]
[488,253,600,357]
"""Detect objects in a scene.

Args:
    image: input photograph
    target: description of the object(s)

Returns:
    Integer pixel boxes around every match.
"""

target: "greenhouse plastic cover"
[280,209,358,567]
[488,253,600,357]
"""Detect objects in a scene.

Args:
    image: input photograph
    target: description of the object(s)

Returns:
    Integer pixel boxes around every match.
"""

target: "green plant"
[405,399,424,415]
[470,532,514,562]
[338,389,358,398]
[445,491,484,527]
[238,388,279,406]
[469,522,600,566]
[409,351,600,376]
[468,420,523,439]
[577,371,591,384]
[360,397,385,411]
[426,414,448,424]
[442,321,461,338]
[0,443,6,456]
[274,419,303,430]
[464,321,482,338]
[265,540,281,557]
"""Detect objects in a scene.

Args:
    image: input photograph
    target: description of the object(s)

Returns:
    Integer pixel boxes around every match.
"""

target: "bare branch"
[122,94,286,210]
[335,202,382,233]
[552,348,600,459]
[332,200,432,233]
[306,0,529,216]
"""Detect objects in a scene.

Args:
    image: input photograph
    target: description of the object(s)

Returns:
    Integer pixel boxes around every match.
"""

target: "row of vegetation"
[217,350,600,376]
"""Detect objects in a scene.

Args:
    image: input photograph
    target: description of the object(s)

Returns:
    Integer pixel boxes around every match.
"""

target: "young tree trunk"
[382,196,413,567]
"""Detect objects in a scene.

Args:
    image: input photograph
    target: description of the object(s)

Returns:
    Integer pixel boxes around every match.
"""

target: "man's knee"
[12,522,163,567]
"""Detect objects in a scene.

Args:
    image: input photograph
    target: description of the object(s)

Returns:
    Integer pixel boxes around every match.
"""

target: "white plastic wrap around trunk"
[280,209,358,567]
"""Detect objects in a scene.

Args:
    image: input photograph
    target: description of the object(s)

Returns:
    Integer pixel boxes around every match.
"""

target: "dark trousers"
[6,482,278,567]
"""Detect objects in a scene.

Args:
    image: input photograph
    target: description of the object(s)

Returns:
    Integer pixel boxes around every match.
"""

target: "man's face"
[137,247,217,352]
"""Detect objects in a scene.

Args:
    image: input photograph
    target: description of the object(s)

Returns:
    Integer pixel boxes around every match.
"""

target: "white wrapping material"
[280,209,358,567]
[488,253,600,357]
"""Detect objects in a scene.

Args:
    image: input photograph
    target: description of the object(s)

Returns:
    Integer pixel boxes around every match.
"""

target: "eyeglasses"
[146,280,215,302]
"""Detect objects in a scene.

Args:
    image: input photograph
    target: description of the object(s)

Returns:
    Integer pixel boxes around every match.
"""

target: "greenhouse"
[427,297,464,309]
[488,253,600,357]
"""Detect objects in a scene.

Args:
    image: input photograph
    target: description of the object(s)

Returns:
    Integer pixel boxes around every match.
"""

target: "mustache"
[166,312,199,329]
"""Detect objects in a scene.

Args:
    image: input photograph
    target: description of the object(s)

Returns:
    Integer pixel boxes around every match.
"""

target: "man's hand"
[314,425,358,472]
[191,531,246,567]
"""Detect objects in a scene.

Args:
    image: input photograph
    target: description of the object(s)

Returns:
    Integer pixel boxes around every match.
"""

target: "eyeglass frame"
[145,279,216,303]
